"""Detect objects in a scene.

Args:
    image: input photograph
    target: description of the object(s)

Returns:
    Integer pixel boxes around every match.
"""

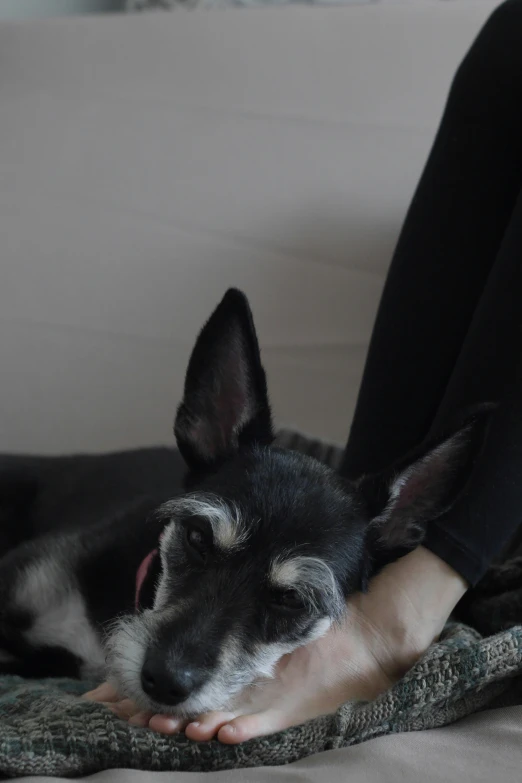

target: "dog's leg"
[454,557,522,633]
[456,586,522,635]
[0,644,83,679]
[0,536,104,680]
[472,557,522,596]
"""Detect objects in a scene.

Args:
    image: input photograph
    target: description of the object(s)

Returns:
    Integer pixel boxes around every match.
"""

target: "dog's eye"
[270,589,305,612]
[184,526,210,564]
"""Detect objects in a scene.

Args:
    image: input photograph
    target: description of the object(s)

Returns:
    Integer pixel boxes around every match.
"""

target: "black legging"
[342,0,522,586]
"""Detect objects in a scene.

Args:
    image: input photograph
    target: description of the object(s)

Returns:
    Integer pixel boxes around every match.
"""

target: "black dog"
[0,289,490,718]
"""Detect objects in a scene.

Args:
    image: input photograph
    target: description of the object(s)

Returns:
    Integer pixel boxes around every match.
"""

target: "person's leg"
[342,0,522,478]
[423,187,522,585]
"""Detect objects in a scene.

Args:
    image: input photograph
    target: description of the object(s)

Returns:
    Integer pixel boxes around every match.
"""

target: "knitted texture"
[0,429,521,778]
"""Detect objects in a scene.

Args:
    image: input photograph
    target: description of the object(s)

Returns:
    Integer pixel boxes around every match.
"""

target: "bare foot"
[85,546,467,743]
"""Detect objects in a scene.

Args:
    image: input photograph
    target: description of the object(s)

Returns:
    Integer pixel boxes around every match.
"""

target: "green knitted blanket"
[1,430,521,778]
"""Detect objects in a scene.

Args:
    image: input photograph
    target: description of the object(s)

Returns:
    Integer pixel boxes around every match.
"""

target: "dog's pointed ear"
[174,288,273,472]
[358,405,493,551]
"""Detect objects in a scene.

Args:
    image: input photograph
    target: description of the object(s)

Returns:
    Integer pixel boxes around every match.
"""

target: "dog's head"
[107,289,490,717]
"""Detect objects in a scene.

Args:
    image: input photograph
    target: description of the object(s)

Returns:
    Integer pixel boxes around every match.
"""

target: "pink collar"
[135,532,164,611]
[135,548,158,611]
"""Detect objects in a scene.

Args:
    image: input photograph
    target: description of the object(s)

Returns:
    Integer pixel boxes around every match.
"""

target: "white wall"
[0,4,499,454]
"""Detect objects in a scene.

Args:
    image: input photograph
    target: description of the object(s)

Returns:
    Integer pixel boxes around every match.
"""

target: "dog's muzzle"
[140,649,206,706]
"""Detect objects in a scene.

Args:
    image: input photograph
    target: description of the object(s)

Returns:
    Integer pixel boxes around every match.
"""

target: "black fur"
[0,289,491,717]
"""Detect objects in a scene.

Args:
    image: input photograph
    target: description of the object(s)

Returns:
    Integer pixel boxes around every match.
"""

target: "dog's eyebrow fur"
[269,555,344,615]
[160,493,248,551]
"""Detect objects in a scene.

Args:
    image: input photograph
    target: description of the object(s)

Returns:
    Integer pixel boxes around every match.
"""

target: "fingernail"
[223,724,235,734]
[189,721,200,728]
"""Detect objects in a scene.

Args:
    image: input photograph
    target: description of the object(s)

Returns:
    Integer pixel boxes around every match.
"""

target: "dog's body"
[0,447,186,679]
[0,290,491,719]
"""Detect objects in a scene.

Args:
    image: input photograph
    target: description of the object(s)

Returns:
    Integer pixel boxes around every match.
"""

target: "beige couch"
[1,2,520,780]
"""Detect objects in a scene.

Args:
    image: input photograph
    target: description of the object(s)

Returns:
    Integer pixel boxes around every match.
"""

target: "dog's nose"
[141,655,198,705]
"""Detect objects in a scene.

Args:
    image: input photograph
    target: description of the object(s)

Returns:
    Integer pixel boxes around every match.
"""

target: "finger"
[185,711,236,741]
[128,710,154,728]
[148,714,188,735]
[83,682,120,703]
[217,710,289,744]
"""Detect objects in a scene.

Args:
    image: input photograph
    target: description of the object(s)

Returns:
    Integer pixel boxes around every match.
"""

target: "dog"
[0,289,490,719]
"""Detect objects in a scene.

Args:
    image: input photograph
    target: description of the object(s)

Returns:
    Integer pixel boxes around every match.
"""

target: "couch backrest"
[0,3,500,452]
